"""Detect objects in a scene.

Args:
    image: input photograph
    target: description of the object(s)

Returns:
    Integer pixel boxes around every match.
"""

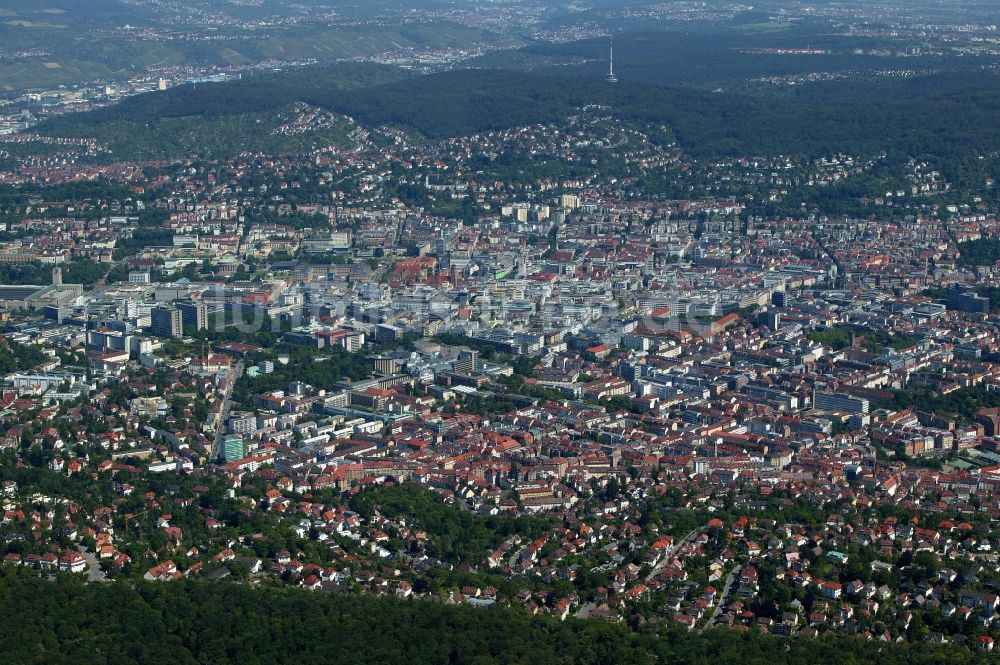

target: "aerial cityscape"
[4,0,1000,663]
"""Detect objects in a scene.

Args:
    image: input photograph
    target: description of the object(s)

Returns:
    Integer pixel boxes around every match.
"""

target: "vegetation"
[348,483,549,566]
[806,326,854,350]
[0,570,984,665]
[37,63,1000,171]
[231,344,377,410]
[887,386,1000,422]
[957,237,1000,267]
[0,258,110,288]
[0,18,494,94]
[36,63,409,160]
[807,326,917,353]
[0,340,48,373]
[477,30,997,94]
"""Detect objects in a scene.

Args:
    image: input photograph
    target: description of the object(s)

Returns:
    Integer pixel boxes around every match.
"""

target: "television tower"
[606,35,617,84]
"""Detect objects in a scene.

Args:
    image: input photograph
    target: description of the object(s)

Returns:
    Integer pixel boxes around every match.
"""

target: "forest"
[0,569,986,665]
[37,60,1000,174]
[35,64,411,160]
[474,28,997,94]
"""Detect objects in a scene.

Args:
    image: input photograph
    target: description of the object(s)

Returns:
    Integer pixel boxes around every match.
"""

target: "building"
[228,413,257,435]
[454,349,479,374]
[375,324,402,343]
[150,306,183,338]
[372,356,400,375]
[177,301,209,331]
[947,287,990,314]
[223,437,245,463]
[813,390,870,415]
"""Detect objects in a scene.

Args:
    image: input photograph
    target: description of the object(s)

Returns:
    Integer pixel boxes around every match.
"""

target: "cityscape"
[2,1,1000,664]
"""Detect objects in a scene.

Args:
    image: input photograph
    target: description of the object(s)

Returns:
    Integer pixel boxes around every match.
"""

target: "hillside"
[38,63,1000,169]
[0,571,979,665]
[0,11,509,94]
[37,64,413,160]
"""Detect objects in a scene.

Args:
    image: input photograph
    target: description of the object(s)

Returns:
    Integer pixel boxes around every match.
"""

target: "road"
[574,602,597,619]
[699,569,735,633]
[568,526,705,619]
[211,360,244,463]
[507,543,530,569]
[77,545,107,582]
[645,526,703,583]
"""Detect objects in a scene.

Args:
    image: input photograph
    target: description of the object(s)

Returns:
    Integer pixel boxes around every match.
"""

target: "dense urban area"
[4,1,1000,664]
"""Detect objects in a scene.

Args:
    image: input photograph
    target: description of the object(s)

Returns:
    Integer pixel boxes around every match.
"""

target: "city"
[2,1,1000,664]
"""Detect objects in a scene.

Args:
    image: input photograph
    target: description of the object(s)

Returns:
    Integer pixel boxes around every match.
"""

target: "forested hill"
[43,63,414,127]
[39,62,1000,165]
[299,68,1000,160]
[0,571,983,665]
[32,64,415,160]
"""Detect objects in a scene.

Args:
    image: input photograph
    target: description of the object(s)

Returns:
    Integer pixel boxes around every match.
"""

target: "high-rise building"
[947,287,989,314]
[454,349,479,374]
[151,306,183,338]
[223,437,245,463]
[177,301,209,331]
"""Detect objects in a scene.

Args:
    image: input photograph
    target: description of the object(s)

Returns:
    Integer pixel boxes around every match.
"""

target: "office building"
[947,287,989,314]
[813,390,870,414]
[151,306,183,338]
[177,301,209,331]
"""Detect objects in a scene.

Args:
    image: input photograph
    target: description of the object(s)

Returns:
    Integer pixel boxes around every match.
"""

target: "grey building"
[151,306,183,338]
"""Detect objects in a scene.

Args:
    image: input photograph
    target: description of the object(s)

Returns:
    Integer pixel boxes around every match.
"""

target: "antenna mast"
[606,35,617,83]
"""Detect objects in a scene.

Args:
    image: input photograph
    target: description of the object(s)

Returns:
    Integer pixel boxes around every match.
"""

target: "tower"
[606,36,617,84]
[51,266,62,286]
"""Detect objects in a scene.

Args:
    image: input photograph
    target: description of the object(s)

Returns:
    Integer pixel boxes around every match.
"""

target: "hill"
[39,63,1000,170]
[37,63,413,160]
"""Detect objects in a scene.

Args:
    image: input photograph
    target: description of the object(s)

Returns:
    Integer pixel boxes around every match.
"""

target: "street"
[77,545,108,583]
[699,569,735,633]
[645,526,703,583]
[211,359,244,463]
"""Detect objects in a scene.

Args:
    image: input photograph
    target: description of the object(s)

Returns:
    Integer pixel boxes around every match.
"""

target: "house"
[145,560,181,582]
[821,581,843,600]
[58,551,87,574]
[960,590,999,611]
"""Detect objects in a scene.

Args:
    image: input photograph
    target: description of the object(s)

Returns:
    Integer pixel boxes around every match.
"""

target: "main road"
[210,359,244,463]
